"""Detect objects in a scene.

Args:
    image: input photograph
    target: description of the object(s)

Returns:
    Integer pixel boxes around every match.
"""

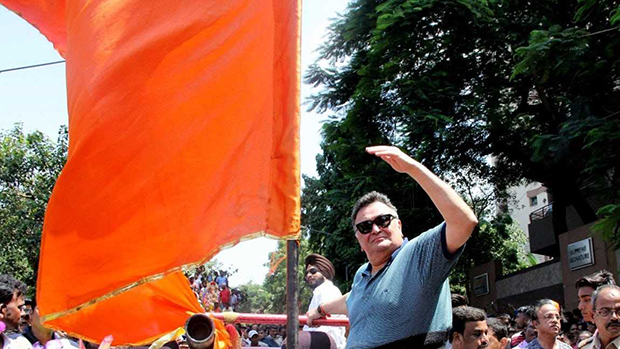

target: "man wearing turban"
[302,254,346,349]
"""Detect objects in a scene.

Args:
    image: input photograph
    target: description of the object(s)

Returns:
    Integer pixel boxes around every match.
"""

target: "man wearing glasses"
[527,299,570,349]
[582,285,620,349]
[302,254,346,349]
[307,145,478,348]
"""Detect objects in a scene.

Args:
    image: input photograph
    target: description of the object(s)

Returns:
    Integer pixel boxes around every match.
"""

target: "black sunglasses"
[355,214,396,234]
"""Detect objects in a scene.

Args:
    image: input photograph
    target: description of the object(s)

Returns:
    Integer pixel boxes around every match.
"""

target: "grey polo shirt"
[345,222,462,349]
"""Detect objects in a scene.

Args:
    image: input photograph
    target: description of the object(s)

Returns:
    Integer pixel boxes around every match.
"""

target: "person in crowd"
[238,325,250,347]
[566,323,580,349]
[307,145,478,348]
[512,306,534,347]
[302,254,346,349]
[230,289,239,312]
[18,299,32,334]
[205,282,219,312]
[247,330,267,347]
[527,299,571,349]
[220,285,231,311]
[452,294,469,308]
[497,314,511,328]
[579,285,620,349]
[0,274,32,349]
[279,326,287,346]
[576,270,616,323]
[486,318,509,349]
[449,306,488,349]
[516,321,537,349]
[260,326,278,347]
[22,297,77,349]
[216,271,228,288]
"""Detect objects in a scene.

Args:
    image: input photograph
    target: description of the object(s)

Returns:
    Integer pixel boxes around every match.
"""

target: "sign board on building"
[473,273,489,297]
[568,238,595,271]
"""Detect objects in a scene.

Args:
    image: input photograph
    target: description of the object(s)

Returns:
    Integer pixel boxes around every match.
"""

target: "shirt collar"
[361,238,409,277]
[594,333,620,349]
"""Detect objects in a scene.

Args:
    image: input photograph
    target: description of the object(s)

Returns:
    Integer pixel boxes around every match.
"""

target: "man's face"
[305,264,325,290]
[515,313,527,329]
[534,304,561,337]
[568,324,580,342]
[354,202,402,257]
[258,330,264,339]
[1,291,25,331]
[487,327,507,349]
[453,320,489,349]
[524,322,537,342]
[592,288,620,341]
[578,286,595,322]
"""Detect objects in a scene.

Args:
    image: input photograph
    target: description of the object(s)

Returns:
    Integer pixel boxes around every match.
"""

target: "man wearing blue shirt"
[306,145,478,349]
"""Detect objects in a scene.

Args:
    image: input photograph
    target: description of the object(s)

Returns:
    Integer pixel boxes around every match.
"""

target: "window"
[530,196,538,207]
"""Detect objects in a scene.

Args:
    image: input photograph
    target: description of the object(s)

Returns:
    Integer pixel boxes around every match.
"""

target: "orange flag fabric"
[1,0,300,344]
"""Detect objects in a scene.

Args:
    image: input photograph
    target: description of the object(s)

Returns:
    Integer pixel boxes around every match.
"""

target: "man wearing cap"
[248,330,268,347]
[303,254,346,349]
[306,146,478,348]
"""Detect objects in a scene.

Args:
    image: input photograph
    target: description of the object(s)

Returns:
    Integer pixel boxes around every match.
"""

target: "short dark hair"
[486,318,508,341]
[451,293,469,308]
[516,306,531,316]
[0,274,26,305]
[350,191,398,230]
[575,270,616,290]
[450,306,486,343]
[531,299,560,321]
[591,284,620,310]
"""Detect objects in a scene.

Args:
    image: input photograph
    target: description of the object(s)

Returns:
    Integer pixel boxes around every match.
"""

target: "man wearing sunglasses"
[302,254,346,349]
[306,145,478,348]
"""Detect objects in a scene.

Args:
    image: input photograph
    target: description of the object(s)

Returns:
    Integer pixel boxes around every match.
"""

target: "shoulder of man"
[2,334,34,349]
[578,335,595,349]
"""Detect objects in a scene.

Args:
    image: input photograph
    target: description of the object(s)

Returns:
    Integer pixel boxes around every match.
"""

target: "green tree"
[0,124,68,289]
[305,0,620,241]
[301,0,619,292]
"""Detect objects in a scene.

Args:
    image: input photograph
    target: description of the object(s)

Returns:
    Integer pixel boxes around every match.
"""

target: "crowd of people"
[444,269,617,349]
[2,146,618,349]
[186,266,242,313]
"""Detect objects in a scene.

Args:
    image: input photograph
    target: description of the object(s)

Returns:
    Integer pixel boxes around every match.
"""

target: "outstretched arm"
[306,293,349,326]
[366,146,478,254]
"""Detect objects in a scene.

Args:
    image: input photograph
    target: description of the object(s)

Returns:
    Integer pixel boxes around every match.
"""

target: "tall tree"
[0,124,67,289]
[303,0,619,264]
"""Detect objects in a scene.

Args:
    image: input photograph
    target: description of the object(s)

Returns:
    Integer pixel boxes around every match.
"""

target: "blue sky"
[0,0,351,286]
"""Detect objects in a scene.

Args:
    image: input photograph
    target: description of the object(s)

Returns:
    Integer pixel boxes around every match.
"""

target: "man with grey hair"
[581,284,620,349]
[306,145,478,348]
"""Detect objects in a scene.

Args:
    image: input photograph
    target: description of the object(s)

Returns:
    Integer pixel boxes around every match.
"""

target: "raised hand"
[365,145,417,174]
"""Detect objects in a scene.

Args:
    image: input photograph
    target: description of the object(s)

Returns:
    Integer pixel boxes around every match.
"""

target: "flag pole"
[286,240,299,349]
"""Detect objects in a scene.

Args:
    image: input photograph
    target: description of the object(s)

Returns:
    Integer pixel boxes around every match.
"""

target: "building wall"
[559,223,620,312]
[468,260,501,314]
[508,182,550,238]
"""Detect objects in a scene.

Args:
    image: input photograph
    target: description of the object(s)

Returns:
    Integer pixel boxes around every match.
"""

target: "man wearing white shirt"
[303,254,346,349]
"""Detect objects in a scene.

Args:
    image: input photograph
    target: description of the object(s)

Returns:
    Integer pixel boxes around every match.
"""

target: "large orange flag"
[1,0,300,344]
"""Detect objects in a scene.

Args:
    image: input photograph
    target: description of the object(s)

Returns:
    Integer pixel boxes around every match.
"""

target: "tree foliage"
[0,124,67,289]
[301,0,619,293]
